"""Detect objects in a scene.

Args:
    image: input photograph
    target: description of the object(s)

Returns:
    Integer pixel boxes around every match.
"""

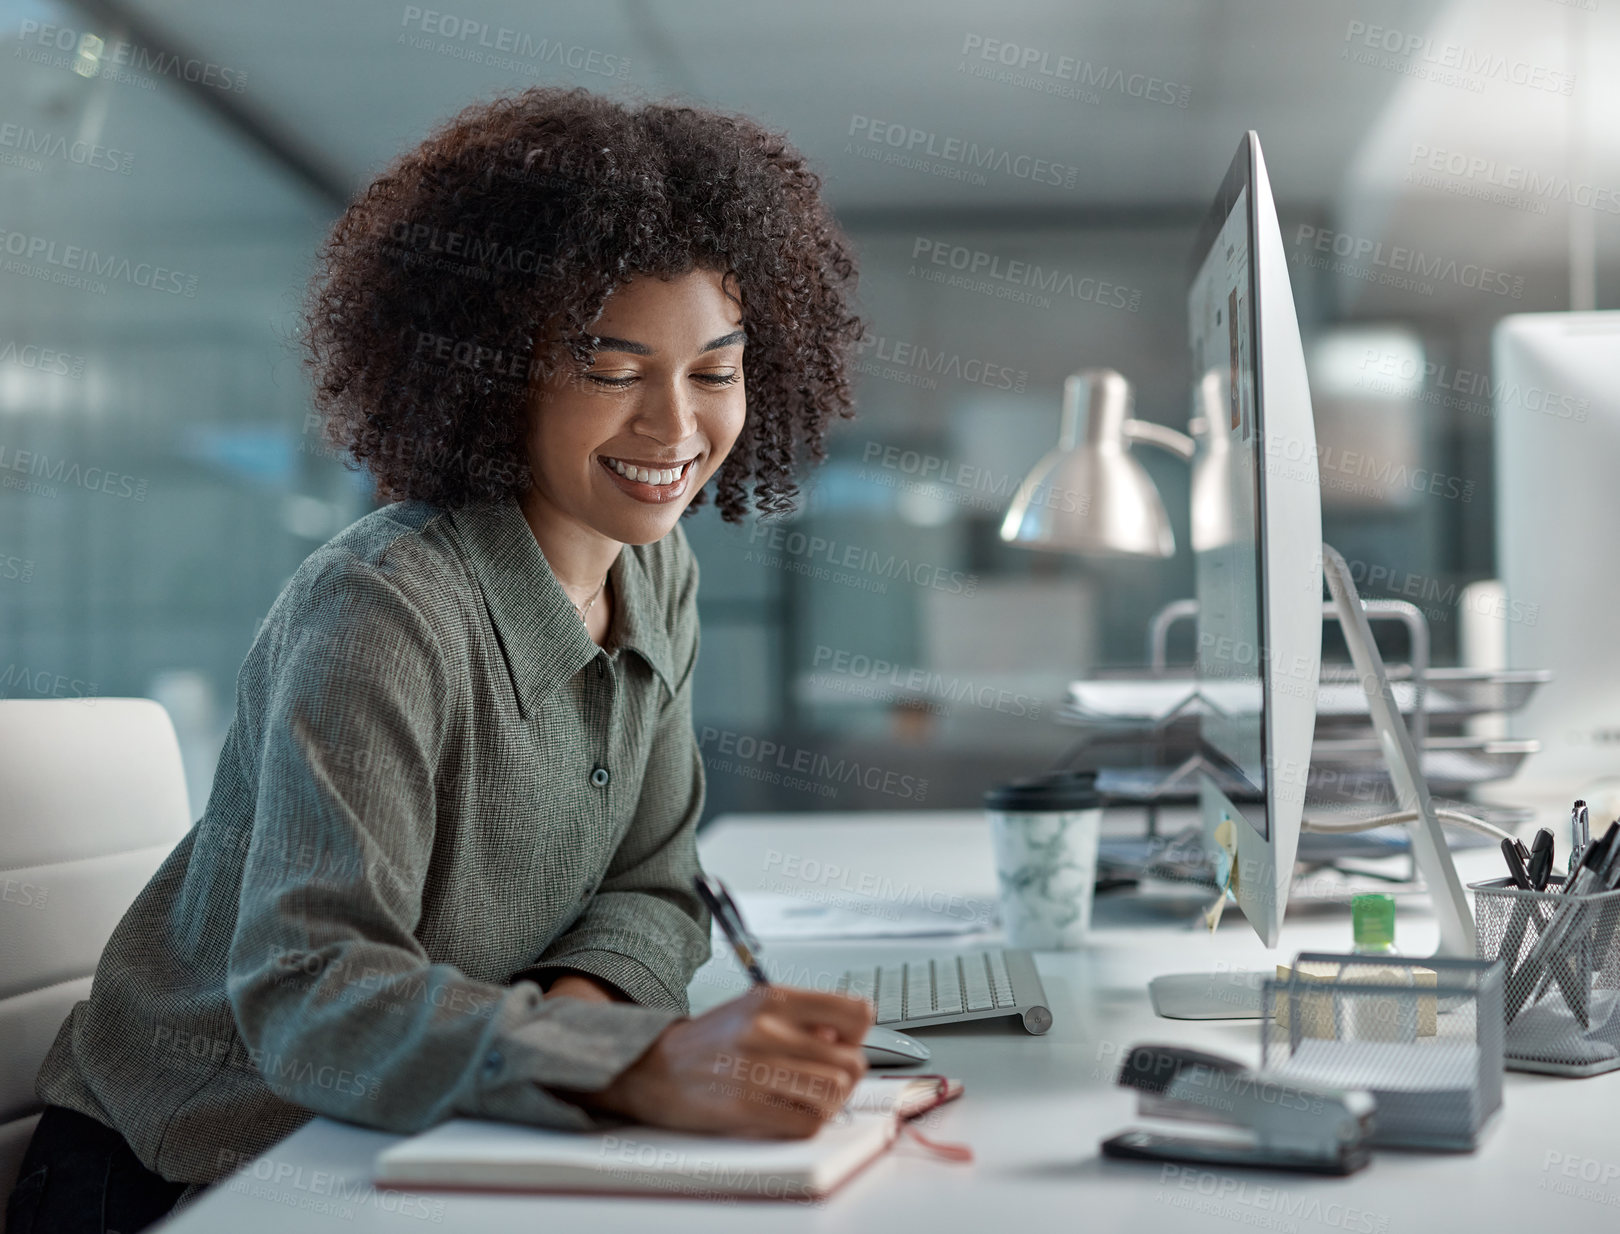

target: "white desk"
[157,809,1620,1232]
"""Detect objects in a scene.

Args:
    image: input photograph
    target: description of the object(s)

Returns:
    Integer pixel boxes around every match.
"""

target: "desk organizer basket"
[1260,953,1503,1150]
[1471,876,1620,1077]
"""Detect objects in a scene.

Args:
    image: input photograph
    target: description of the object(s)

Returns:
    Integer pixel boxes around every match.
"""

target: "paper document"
[1066,680,1200,721]
[1068,678,1455,720]
[728,890,995,939]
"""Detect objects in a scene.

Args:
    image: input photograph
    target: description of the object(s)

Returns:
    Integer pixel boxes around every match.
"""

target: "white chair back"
[0,699,193,1225]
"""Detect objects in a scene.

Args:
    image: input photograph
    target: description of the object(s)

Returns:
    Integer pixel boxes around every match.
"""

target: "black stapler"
[1100,1043,1375,1176]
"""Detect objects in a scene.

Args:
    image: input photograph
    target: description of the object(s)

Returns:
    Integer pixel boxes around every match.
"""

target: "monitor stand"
[1149,542,1476,1020]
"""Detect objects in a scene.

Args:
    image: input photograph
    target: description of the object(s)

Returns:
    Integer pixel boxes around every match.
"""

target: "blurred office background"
[0,0,1614,819]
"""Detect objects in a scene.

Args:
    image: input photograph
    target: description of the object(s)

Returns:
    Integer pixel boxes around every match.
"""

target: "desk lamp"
[998,368,1197,557]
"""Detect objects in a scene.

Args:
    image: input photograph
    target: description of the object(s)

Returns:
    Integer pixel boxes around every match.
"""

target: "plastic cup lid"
[983,771,1102,812]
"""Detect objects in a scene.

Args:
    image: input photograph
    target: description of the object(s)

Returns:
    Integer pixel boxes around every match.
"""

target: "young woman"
[8,86,871,1233]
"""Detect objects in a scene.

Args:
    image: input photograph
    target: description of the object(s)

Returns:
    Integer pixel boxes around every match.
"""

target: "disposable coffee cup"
[984,772,1104,950]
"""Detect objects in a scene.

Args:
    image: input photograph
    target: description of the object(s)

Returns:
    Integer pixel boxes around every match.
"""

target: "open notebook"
[374,1075,964,1202]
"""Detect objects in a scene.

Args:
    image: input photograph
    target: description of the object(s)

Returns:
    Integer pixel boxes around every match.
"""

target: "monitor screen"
[1190,184,1268,838]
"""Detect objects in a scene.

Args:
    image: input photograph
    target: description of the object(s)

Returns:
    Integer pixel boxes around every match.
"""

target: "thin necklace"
[568,573,609,622]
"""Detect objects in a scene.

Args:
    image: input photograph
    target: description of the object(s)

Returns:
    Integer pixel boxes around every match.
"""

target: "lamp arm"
[1121,419,1197,462]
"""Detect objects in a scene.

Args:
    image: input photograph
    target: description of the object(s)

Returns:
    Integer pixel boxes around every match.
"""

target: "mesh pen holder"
[1260,953,1503,1150]
[1471,876,1620,1077]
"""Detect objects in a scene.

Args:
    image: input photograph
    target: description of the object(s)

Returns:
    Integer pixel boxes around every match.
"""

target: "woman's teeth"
[605,457,687,485]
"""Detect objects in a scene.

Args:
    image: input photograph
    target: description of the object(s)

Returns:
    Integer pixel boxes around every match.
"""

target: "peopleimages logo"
[911,237,1142,314]
[1265,433,1475,504]
[0,445,148,501]
[1292,225,1523,300]
[0,227,199,297]
[16,19,248,92]
[761,849,994,924]
[1407,143,1620,216]
[745,521,977,596]
[398,6,630,79]
[700,728,929,802]
[0,339,88,379]
[0,123,134,175]
[0,662,96,702]
[0,551,34,584]
[958,34,1190,108]
[858,441,1087,517]
[216,1148,447,1223]
[1341,19,1574,95]
[846,115,1080,189]
[810,644,1044,720]
[366,218,554,282]
[1357,348,1588,422]
[1336,560,1539,627]
[1156,1165,1392,1232]
[852,331,1027,393]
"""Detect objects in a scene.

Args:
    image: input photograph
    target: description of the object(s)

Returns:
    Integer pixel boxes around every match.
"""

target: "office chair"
[0,699,192,1229]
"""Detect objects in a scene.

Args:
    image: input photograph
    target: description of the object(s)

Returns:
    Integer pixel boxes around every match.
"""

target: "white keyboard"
[834,947,1052,1034]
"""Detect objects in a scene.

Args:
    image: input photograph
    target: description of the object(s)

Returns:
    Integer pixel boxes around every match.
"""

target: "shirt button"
[590,766,610,788]
[483,1049,503,1075]
[596,660,605,678]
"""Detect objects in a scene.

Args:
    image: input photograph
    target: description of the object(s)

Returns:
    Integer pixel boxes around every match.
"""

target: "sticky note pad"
[1274,961,1437,1038]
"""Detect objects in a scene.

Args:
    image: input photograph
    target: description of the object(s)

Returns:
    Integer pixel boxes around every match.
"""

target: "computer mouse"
[862,1026,930,1067]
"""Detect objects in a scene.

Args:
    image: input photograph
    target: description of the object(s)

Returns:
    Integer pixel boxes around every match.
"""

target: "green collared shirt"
[35,496,712,1190]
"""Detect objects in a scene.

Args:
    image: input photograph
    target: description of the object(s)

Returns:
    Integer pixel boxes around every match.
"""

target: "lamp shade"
[1189,368,1233,552]
[999,369,1176,558]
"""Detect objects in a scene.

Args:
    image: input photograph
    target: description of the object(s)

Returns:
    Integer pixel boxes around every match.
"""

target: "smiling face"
[523,267,748,548]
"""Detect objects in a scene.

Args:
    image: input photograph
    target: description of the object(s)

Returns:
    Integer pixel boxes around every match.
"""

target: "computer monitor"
[1187,131,1323,950]
[1493,311,1620,802]
[1154,135,1472,1020]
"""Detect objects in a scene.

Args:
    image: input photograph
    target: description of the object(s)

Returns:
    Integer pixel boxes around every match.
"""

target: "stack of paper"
[1270,1038,1482,1149]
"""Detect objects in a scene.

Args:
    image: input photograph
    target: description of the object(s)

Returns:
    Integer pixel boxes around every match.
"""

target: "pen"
[1527,828,1556,891]
[1570,800,1591,877]
[1583,820,1620,988]
[692,871,771,985]
[1554,828,1615,1026]
[1497,838,1546,989]
[1500,838,1532,890]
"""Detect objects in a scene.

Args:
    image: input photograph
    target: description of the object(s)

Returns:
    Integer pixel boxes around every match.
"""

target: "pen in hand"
[575,875,873,1134]
[693,871,771,985]
[693,872,864,1048]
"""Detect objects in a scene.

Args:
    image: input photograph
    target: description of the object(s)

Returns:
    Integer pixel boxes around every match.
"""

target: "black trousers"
[5,1105,188,1234]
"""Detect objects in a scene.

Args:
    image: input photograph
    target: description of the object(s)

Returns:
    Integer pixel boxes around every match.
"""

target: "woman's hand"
[574,986,874,1137]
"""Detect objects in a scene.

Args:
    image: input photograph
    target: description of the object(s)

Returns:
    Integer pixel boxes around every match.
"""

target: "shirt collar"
[448,497,677,718]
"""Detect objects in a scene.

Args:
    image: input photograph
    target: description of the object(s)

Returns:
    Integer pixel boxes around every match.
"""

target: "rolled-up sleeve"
[523,544,713,1011]
[225,558,682,1134]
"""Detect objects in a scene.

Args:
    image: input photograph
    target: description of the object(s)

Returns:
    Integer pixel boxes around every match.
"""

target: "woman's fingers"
[715,1022,864,1103]
[747,985,874,1043]
[722,1057,856,1131]
[744,1010,867,1076]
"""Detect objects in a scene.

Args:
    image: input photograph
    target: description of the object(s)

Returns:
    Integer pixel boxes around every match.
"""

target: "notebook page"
[847,1076,959,1118]
[376,1110,895,1198]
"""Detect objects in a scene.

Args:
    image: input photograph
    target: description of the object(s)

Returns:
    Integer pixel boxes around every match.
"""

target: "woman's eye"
[586,371,739,389]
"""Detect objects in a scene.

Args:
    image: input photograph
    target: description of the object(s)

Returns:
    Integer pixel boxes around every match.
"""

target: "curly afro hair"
[301,86,864,521]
